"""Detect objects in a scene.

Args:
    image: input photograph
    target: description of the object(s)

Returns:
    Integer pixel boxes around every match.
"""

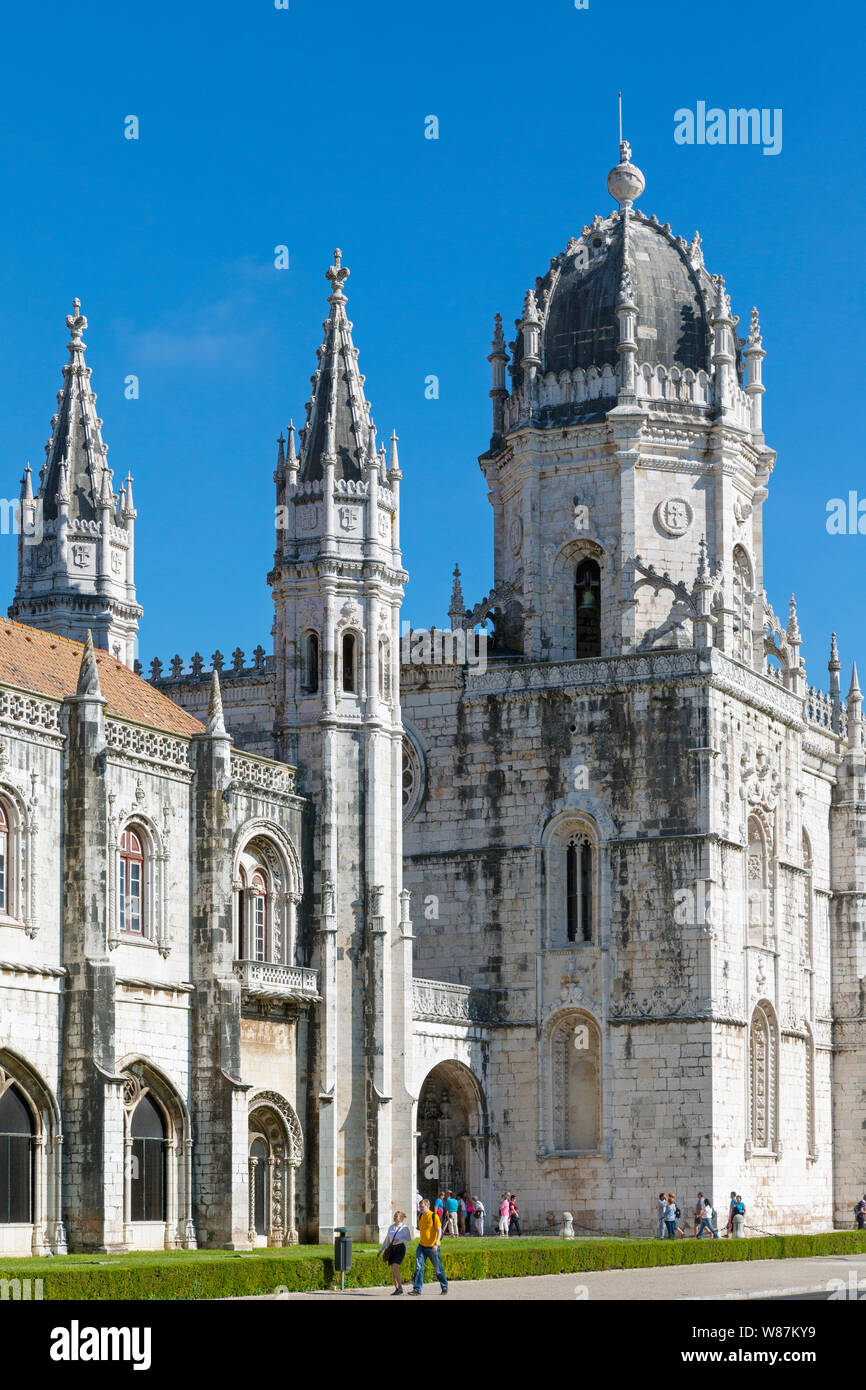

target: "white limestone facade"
[1,138,863,1255]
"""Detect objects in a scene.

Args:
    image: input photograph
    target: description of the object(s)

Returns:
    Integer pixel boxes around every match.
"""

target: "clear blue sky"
[0,0,862,685]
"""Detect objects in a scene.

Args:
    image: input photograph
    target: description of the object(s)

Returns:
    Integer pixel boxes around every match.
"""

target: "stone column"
[165,1138,177,1249]
[287,1162,298,1245]
[31,1134,48,1256]
[248,1157,258,1246]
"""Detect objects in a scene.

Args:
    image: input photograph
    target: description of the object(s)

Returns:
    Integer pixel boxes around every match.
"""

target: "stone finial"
[252,644,266,670]
[285,420,297,470]
[149,657,163,681]
[121,473,136,518]
[20,464,33,502]
[55,460,70,506]
[277,433,286,468]
[206,668,226,735]
[77,630,101,697]
[748,306,762,348]
[847,662,863,751]
[696,535,710,585]
[190,651,204,677]
[688,230,704,268]
[606,141,645,211]
[521,288,540,325]
[65,297,87,346]
[787,594,801,644]
[389,429,400,472]
[491,312,506,354]
[326,247,350,298]
[170,654,184,678]
[211,650,224,672]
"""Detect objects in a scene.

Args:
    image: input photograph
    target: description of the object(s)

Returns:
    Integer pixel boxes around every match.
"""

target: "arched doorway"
[247,1092,303,1246]
[416,1061,488,1208]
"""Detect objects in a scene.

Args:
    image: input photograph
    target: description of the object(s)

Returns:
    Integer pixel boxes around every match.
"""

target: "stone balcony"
[233,959,320,1007]
[412,977,496,1026]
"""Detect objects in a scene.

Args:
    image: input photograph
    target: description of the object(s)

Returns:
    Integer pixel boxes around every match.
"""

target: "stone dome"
[507,187,744,418]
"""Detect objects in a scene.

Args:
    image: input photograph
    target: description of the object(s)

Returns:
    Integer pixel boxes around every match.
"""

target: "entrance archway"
[416,1061,488,1209]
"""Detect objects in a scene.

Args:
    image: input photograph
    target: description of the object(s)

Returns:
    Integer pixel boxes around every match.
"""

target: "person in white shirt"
[472,1197,485,1236]
[697,1196,719,1238]
[378,1210,411,1294]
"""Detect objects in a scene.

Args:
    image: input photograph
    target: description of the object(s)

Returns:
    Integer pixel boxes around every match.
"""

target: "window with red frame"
[120,827,144,935]
[251,871,267,961]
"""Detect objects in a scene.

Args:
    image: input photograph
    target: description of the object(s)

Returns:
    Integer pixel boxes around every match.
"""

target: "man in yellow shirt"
[409,1198,449,1295]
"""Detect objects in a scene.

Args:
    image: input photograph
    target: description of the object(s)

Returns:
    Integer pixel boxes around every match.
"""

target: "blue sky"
[0,0,862,684]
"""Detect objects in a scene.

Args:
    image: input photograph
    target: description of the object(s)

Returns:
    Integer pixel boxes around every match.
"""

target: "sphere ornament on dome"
[606,139,645,210]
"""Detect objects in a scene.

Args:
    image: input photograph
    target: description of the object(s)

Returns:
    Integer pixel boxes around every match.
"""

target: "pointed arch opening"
[574,558,601,658]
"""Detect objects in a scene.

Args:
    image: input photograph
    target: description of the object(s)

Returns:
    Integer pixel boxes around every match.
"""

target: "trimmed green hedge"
[3,1230,865,1300]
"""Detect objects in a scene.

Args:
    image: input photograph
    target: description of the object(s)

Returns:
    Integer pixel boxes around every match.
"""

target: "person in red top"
[508,1194,521,1237]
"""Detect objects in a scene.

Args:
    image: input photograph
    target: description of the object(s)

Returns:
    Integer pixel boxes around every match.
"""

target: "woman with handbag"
[378,1210,411,1295]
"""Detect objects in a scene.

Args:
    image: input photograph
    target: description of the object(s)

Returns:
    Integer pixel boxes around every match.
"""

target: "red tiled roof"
[0,621,203,738]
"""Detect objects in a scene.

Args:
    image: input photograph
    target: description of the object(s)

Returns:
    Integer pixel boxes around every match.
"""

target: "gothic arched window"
[575,559,601,658]
[120,826,145,936]
[566,835,594,943]
[732,547,753,665]
[550,1013,601,1152]
[251,871,268,961]
[0,801,8,916]
[802,830,813,965]
[130,1093,166,1223]
[301,631,319,694]
[0,1081,33,1223]
[342,632,357,693]
[749,1001,778,1153]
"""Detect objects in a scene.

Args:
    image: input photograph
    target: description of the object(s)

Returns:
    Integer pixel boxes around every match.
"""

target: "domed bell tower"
[480,137,774,671]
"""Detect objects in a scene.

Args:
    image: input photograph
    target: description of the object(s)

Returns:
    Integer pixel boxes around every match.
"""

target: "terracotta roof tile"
[0,622,203,739]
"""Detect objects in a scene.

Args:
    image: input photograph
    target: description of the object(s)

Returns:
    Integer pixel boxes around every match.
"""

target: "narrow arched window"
[550,1014,601,1152]
[302,632,319,694]
[749,1002,777,1153]
[0,1082,33,1223]
[732,547,753,665]
[120,827,145,936]
[378,638,391,701]
[566,834,594,943]
[0,802,8,916]
[342,632,357,693]
[250,1135,268,1236]
[574,559,601,658]
[130,1093,166,1222]
[251,871,267,962]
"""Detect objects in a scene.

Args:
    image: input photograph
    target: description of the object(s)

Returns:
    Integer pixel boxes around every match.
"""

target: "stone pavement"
[246,1252,866,1301]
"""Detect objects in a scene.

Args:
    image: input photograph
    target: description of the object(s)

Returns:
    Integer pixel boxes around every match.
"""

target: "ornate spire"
[206,668,226,735]
[296,250,378,484]
[20,464,33,503]
[76,630,102,697]
[786,594,801,644]
[38,299,113,522]
[448,564,465,631]
[696,535,710,585]
[388,429,400,474]
[747,306,762,348]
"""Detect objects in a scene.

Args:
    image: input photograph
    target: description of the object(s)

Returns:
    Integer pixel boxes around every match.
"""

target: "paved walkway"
[250,1252,866,1302]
